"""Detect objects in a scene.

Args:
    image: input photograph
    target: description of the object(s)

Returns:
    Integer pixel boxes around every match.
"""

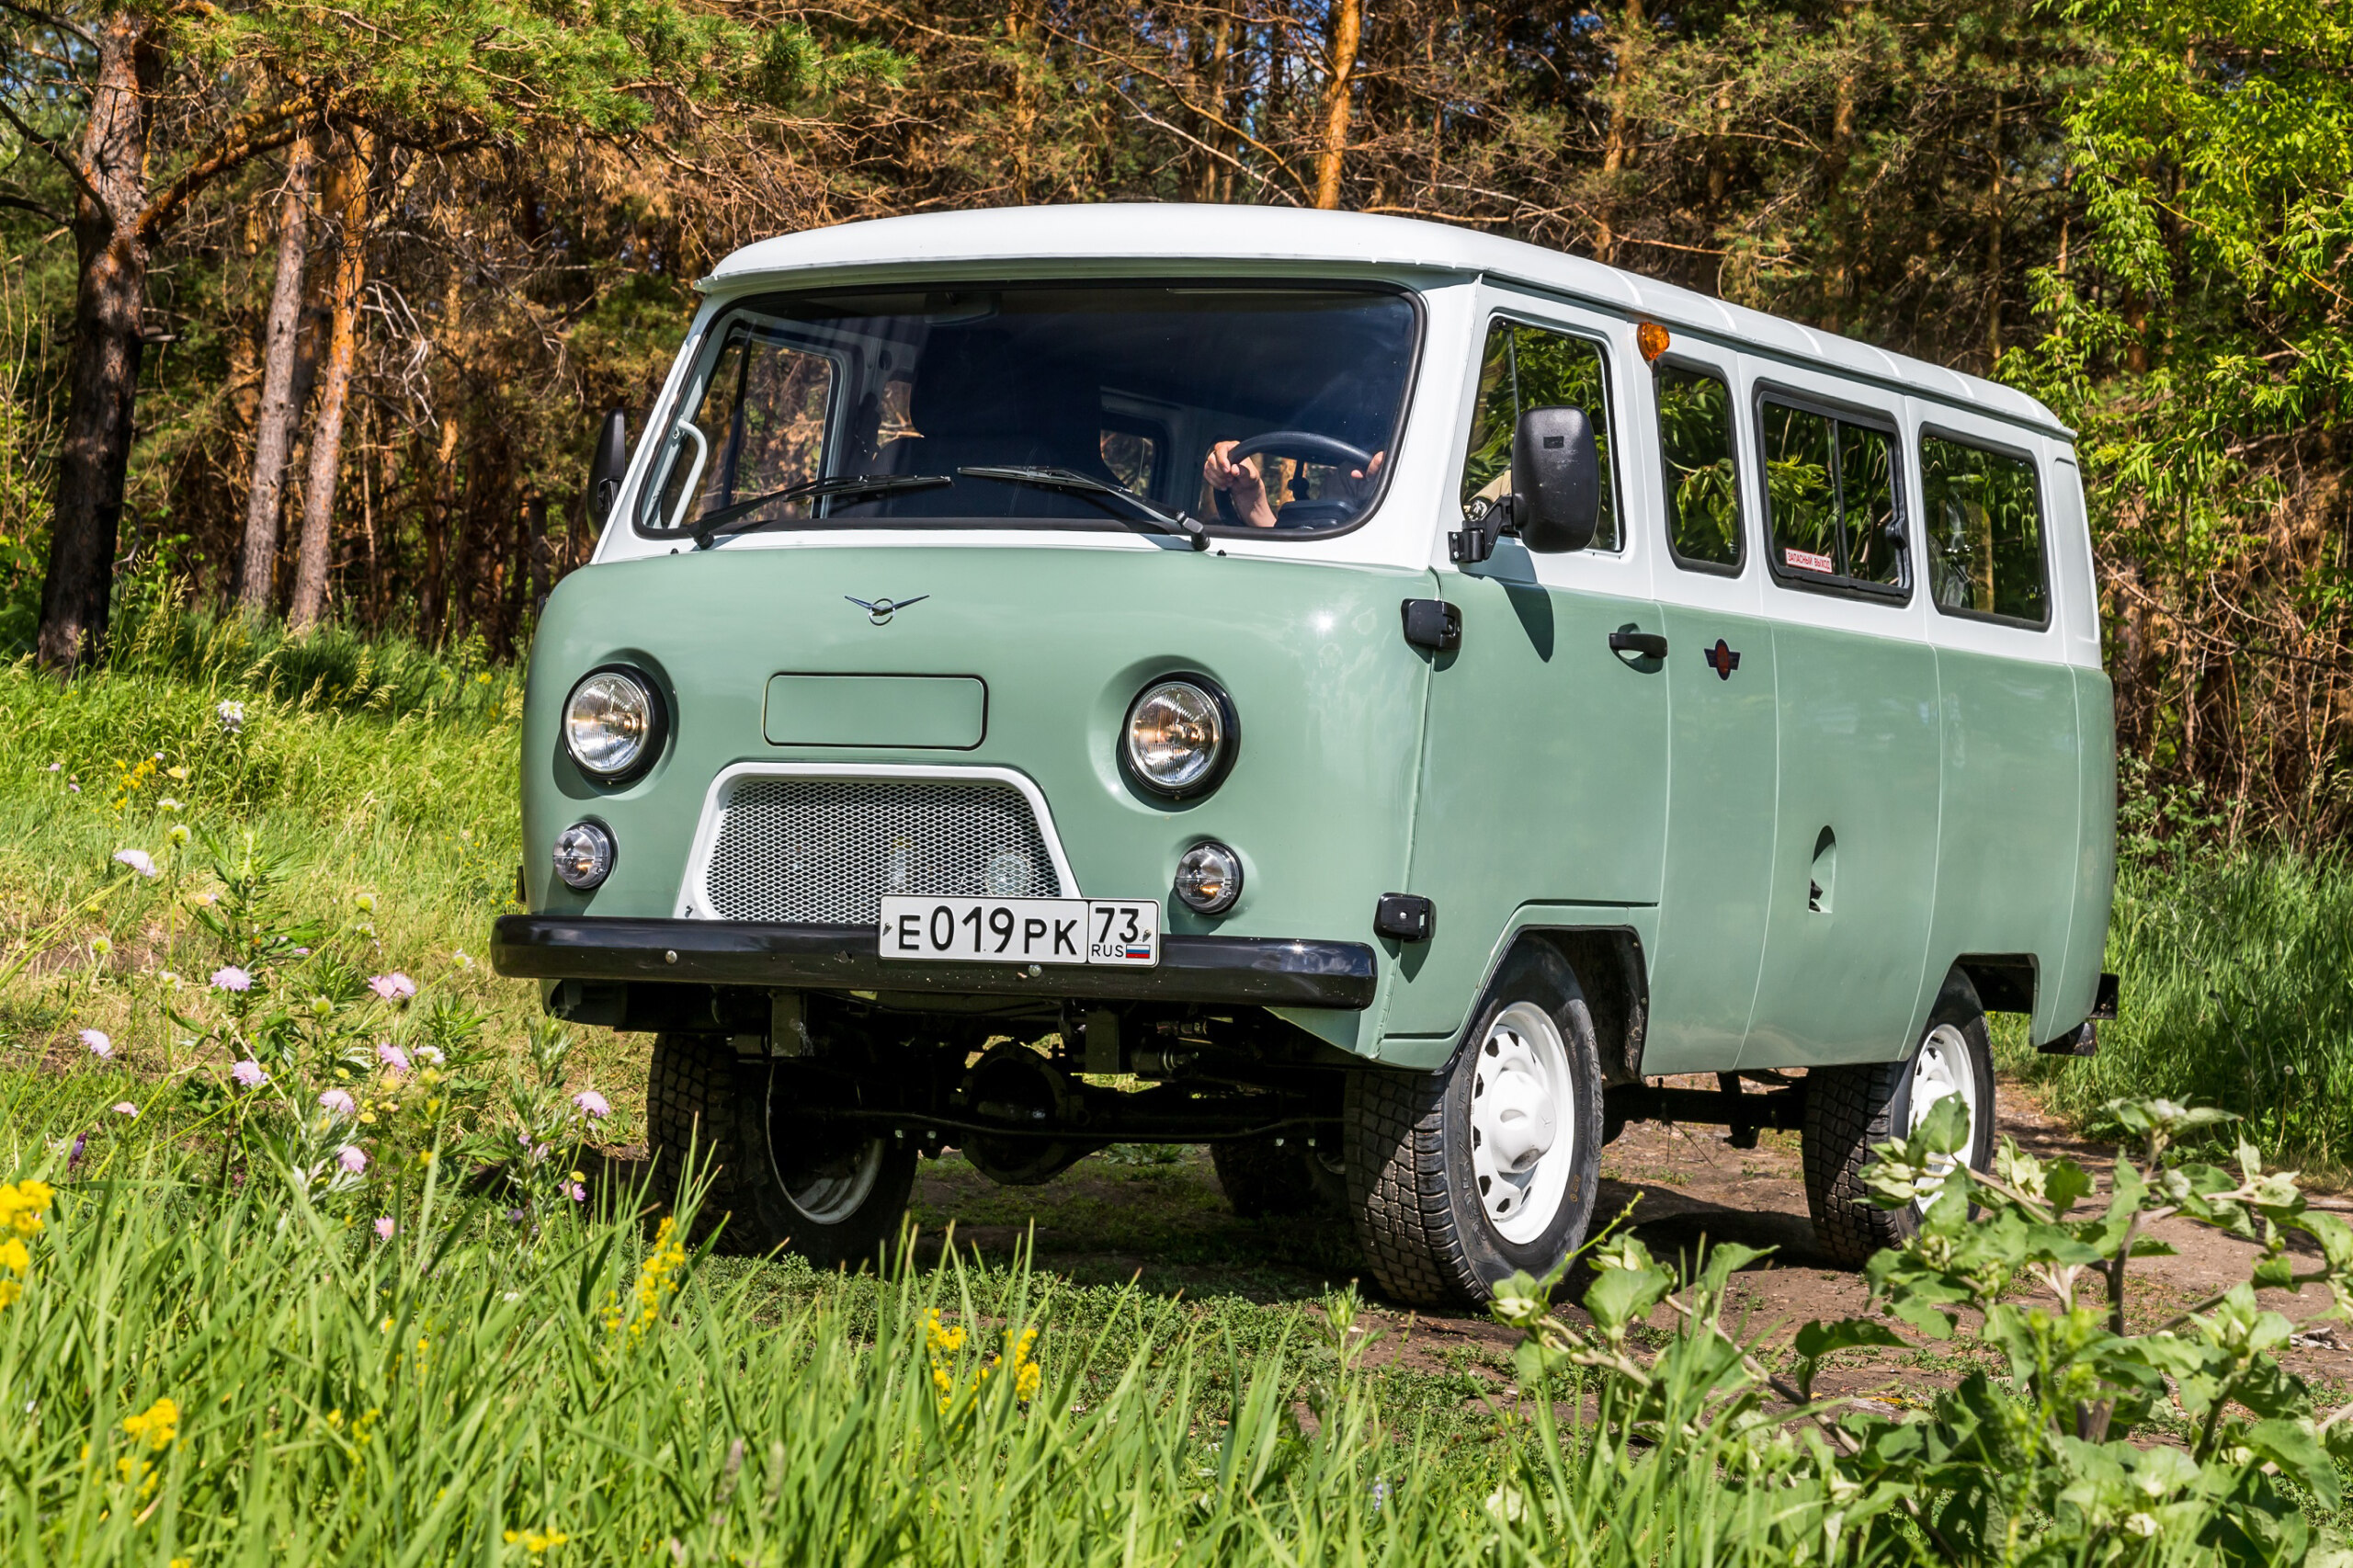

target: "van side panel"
[1918,648,2080,1034]
[1737,625,1941,1068]
[2047,667,2118,1040]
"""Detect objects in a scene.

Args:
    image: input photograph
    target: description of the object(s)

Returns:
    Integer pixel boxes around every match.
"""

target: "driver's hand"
[1203,441,1278,528]
[1342,450,1387,499]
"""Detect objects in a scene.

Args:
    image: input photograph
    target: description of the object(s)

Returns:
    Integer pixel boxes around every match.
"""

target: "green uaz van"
[492,205,2116,1305]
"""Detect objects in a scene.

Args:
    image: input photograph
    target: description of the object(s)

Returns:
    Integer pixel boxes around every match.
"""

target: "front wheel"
[1345,946,1604,1307]
[1802,972,1997,1268]
[646,1032,918,1269]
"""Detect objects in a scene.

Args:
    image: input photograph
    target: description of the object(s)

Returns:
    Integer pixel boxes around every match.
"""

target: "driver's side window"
[1459,320,1620,551]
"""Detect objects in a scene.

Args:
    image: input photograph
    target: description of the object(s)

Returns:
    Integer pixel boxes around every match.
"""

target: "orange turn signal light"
[1636,321,1672,363]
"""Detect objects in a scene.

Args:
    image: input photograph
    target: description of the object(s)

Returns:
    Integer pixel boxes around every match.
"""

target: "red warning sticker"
[1782,547,1836,574]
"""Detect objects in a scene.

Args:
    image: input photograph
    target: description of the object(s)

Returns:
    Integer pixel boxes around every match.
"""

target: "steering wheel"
[1212,430,1381,527]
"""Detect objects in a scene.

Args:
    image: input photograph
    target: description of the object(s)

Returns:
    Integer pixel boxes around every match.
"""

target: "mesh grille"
[702,777,1063,925]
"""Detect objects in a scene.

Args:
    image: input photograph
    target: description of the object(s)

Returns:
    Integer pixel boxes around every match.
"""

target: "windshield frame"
[628,277,1426,547]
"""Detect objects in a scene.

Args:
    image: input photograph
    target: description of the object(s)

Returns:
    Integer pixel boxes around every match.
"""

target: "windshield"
[635,282,1419,540]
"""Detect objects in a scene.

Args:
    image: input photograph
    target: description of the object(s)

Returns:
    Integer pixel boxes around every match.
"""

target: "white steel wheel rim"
[782,1137,884,1225]
[1470,1001,1575,1245]
[1905,1023,1983,1198]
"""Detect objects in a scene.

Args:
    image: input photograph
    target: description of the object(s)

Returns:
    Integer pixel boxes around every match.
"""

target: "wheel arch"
[1457,924,1649,1087]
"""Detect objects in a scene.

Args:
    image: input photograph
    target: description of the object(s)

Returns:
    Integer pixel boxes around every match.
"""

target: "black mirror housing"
[1509,404,1600,553]
[587,408,629,527]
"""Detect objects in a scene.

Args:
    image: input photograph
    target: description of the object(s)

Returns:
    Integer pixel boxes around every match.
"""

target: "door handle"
[1608,630,1668,659]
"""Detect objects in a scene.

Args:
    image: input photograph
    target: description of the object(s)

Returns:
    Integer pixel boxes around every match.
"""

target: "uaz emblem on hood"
[847,595,928,626]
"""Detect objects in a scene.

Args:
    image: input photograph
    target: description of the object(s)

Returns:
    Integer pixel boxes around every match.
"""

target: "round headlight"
[564,668,661,779]
[552,820,615,891]
[1174,841,1244,915]
[1122,676,1236,798]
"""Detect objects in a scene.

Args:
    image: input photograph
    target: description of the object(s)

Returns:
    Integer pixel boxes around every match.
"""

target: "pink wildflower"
[373,1218,395,1241]
[367,973,417,1001]
[211,965,252,993]
[376,1041,411,1074]
[79,1028,112,1059]
[112,848,157,879]
[231,1059,267,1088]
[563,1182,586,1202]
[111,1102,138,1118]
[318,1088,357,1116]
[573,1090,611,1119]
[335,1145,368,1175]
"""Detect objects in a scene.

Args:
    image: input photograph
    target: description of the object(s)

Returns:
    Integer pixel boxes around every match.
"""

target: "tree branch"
[0,94,108,221]
[0,0,95,49]
[136,97,315,242]
[0,182,66,224]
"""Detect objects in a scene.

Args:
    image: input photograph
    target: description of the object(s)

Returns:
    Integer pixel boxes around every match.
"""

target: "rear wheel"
[1802,972,1996,1268]
[646,1032,917,1268]
[1345,946,1604,1307]
[1211,1136,1347,1218]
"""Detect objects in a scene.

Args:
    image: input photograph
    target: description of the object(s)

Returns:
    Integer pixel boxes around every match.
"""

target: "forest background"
[0,0,2345,844]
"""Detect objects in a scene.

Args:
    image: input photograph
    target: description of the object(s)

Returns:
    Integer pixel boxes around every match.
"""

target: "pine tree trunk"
[289,131,372,631]
[1595,0,1644,264]
[37,11,159,672]
[238,135,316,613]
[1313,0,1363,210]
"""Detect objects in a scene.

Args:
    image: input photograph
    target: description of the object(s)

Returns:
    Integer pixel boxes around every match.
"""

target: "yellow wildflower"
[123,1396,179,1449]
[504,1528,569,1553]
[0,1238,28,1278]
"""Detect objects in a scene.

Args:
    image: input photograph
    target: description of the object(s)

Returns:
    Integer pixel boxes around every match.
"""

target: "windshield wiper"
[957,465,1210,551]
[693,473,953,549]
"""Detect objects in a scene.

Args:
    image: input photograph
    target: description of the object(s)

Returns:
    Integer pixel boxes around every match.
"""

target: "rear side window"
[1759,397,1905,595]
[1655,364,1740,571]
[1921,434,2049,626]
[1461,320,1620,551]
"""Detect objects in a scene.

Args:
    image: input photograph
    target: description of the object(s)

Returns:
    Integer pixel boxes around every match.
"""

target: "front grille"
[701,777,1063,925]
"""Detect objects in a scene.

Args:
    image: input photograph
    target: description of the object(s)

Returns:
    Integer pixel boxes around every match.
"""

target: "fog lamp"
[552,820,616,891]
[1174,841,1244,915]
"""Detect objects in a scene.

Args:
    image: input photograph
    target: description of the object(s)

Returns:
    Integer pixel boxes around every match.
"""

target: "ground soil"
[887,1074,2353,1407]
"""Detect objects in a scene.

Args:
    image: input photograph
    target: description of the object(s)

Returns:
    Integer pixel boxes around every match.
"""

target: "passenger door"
[1639,347,1781,1076]
[1740,384,1941,1068]
[1383,300,1671,1044]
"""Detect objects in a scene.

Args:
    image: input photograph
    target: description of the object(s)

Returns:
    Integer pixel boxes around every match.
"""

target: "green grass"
[1998,848,2353,1176]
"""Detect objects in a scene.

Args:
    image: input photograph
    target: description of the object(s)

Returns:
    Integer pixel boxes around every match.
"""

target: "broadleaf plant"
[1494,1094,2353,1564]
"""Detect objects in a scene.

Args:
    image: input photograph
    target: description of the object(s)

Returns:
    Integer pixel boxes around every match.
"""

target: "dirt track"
[901,1074,2353,1401]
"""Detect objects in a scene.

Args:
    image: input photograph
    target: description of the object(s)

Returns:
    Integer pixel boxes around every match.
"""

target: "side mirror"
[586,408,629,526]
[1509,405,1600,553]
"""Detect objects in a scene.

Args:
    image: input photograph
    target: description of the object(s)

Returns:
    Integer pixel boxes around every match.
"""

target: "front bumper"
[489,915,1379,1010]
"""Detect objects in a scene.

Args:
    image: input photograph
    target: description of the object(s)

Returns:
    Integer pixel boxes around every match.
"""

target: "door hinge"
[1400,598,1461,653]
[1374,892,1436,942]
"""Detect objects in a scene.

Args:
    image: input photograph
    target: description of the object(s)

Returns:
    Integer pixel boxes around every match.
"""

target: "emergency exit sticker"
[1783,547,1836,574]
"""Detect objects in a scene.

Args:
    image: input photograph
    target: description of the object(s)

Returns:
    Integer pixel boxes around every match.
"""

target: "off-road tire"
[1211,1136,1347,1218]
[645,1032,918,1269]
[1802,971,1997,1268]
[1344,945,1605,1307]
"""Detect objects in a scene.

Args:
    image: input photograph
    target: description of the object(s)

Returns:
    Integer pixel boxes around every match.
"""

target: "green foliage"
[2006,847,2353,1176]
[1496,1094,2353,1563]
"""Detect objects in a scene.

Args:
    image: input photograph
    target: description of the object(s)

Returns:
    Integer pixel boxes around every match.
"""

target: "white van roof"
[708,204,2068,440]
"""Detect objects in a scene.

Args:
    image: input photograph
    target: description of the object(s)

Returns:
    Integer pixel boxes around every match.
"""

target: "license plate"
[878,896,1161,967]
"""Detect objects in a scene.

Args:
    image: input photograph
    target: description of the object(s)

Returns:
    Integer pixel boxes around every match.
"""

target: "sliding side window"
[1461,320,1620,551]
[1758,396,1905,596]
[1920,434,2050,626]
[1656,363,1740,571]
